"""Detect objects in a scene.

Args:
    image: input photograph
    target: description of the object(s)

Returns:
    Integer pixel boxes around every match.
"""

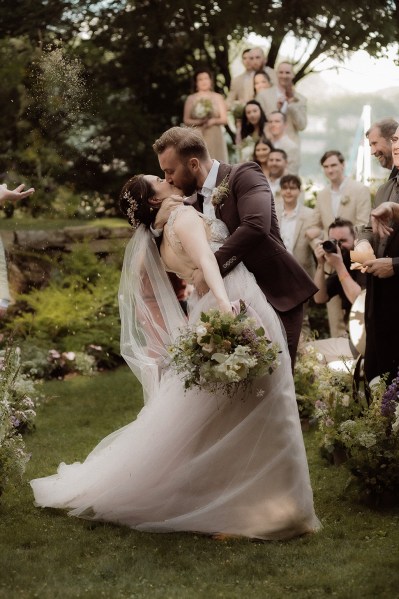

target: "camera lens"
[322,239,338,253]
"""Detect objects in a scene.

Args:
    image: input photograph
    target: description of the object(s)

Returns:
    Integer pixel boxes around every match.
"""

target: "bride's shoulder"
[166,204,199,229]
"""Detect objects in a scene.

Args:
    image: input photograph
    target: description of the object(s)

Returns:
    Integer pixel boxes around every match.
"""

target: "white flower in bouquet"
[192,97,213,119]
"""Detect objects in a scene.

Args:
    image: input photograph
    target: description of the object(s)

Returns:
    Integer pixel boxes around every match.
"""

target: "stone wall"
[2,224,132,295]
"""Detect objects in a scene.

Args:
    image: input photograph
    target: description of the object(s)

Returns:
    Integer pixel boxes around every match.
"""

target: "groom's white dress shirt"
[199,159,219,220]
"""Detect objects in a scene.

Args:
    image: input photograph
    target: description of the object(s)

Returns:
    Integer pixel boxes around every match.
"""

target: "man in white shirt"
[268,111,300,174]
[276,175,316,278]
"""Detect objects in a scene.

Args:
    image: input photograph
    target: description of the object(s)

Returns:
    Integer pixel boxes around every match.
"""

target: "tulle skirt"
[31,264,320,540]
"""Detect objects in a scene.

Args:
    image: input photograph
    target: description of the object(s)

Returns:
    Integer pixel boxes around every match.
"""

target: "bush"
[8,244,123,369]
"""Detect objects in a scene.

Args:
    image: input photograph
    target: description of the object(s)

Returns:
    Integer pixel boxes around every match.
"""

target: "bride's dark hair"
[119,175,156,229]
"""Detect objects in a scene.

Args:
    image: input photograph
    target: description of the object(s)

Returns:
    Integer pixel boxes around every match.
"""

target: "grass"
[1,366,398,599]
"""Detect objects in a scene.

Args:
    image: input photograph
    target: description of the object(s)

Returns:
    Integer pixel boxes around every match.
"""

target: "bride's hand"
[154,195,184,229]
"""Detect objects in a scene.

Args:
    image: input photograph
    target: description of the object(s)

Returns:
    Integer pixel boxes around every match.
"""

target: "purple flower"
[381,370,399,417]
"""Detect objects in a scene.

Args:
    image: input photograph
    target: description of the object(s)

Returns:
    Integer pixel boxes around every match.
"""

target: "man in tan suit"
[256,62,307,146]
[307,150,371,337]
[226,49,255,108]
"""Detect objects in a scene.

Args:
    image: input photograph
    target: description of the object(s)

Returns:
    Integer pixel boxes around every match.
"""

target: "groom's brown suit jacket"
[187,161,317,313]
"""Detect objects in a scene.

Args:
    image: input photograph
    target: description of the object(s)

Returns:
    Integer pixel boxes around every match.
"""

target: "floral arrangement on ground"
[0,341,40,497]
[168,301,281,395]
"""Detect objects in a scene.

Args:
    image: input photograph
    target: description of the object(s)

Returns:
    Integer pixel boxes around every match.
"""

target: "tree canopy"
[1,0,398,213]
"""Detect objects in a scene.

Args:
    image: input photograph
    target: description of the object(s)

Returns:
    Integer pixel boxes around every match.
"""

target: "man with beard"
[152,126,317,367]
[366,118,399,179]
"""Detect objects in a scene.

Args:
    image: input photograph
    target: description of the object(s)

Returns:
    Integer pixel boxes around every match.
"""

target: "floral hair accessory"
[211,176,229,206]
[123,190,140,229]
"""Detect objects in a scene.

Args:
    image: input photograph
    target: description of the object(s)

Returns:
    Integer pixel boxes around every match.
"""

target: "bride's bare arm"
[173,209,231,312]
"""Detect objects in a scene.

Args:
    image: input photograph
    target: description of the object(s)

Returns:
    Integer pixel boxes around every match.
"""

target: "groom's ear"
[188,157,200,172]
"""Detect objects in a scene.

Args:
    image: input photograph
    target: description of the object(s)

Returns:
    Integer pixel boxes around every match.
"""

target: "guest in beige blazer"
[306,150,371,337]
[276,175,316,278]
[307,151,371,238]
[256,62,307,145]
[226,49,255,108]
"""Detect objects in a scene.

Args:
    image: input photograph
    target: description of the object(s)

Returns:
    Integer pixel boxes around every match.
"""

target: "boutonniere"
[341,196,350,206]
[211,176,229,206]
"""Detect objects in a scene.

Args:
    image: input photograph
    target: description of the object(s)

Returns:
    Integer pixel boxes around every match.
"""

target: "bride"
[31,174,320,540]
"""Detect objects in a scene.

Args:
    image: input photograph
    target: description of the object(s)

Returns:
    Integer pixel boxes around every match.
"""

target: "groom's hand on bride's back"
[154,195,184,230]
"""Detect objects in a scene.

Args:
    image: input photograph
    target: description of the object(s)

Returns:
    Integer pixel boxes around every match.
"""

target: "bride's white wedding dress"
[31,207,320,540]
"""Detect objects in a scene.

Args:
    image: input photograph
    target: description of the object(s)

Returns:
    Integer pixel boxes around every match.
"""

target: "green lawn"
[1,367,398,599]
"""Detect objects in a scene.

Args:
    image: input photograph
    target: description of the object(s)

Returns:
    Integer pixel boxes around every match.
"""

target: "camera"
[322,239,341,253]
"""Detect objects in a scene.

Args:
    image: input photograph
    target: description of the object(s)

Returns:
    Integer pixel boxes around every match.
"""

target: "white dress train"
[31,210,320,540]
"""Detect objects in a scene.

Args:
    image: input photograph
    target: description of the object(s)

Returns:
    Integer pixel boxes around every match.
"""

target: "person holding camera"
[313,218,365,330]
[307,218,366,364]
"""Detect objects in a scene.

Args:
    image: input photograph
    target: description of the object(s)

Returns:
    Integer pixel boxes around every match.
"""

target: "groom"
[152,126,317,366]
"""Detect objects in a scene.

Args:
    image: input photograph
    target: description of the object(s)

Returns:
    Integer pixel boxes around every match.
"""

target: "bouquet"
[168,301,280,394]
[192,97,213,119]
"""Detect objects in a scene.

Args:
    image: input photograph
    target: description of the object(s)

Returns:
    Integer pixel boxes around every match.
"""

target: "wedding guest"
[0,181,35,315]
[0,239,10,317]
[248,47,277,86]
[276,175,316,278]
[253,71,271,96]
[256,62,307,146]
[267,148,288,203]
[267,111,300,174]
[313,218,364,327]
[226,49,255,109]
[366,117,399,179]
[183,68,228,162]
[0,182,35,204]
[236,100,269,162]
[253,137,274,179]
[276,174,318,334]
[355,126,399,383]
[306,150,371,337]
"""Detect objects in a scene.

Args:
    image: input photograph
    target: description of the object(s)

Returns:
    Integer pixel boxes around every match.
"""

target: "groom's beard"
[180,168,199,196]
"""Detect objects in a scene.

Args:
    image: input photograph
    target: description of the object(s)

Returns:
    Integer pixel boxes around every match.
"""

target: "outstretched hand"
[153,194,184,230]
[0,183,35,204]
[370,201,399,237]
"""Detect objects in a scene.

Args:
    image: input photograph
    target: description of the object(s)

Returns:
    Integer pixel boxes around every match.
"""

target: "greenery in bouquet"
[337,373,399,503]
[231,101,244,121]
[0,341,39,496]
[168,302,280,395]
[192,97,213,119]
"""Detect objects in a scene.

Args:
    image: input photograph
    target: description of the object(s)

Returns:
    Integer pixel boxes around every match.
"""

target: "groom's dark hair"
[153,126,209,161]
